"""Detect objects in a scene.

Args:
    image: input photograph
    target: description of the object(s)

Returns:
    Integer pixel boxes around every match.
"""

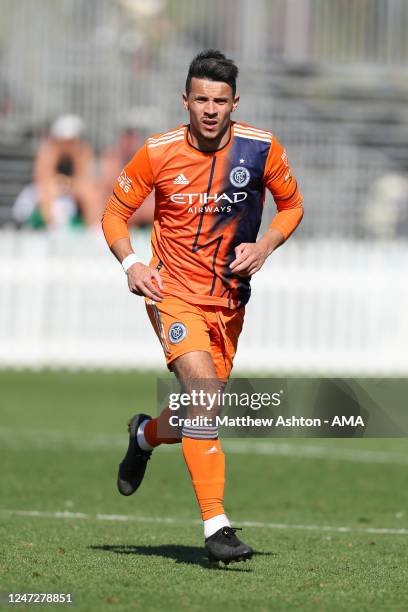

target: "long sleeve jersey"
[102,121,303,309]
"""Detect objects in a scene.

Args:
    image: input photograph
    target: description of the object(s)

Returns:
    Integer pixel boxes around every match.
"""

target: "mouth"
[202,119,218,130]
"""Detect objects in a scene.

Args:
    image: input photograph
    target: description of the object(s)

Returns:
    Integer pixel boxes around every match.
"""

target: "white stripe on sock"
[204,513,231,538]
[136,419,154,451]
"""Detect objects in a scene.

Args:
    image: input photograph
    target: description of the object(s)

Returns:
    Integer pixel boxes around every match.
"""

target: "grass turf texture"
[0,371,407,611]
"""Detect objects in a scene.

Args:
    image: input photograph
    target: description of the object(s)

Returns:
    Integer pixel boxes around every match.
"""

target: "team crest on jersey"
[168,322,187,344]
[230,166,250,188]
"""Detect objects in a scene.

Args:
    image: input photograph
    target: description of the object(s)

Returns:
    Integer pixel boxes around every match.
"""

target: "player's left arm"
[230,137,303,276]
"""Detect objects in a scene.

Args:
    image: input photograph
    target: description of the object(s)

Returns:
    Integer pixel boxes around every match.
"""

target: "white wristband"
[122,253,143,273]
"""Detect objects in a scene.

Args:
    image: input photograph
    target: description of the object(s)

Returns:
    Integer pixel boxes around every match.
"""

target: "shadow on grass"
[90,544,273,571]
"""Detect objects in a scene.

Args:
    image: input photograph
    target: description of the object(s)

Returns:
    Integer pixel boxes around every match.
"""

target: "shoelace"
[221,526,242,538]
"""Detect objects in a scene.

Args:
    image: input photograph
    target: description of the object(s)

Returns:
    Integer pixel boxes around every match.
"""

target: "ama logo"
[229,166,250,188]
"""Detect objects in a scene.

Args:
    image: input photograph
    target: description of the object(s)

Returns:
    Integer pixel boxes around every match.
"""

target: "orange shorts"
[145,296,245,381]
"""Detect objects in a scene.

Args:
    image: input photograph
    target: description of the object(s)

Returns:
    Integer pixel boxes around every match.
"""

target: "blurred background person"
[13,114,101,229]
[364,172,408,239]
[99,123,154,228]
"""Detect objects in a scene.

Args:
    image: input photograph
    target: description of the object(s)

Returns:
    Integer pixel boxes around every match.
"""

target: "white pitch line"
[0,427,407,465]
[1,508,407,536]
[223,440,408,465]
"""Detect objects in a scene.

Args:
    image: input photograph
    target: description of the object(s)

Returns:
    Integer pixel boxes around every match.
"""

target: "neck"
[188,122,231,152]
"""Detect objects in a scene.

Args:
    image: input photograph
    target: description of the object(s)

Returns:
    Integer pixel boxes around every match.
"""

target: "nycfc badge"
[168,322,187,344]
[229,166,250,188]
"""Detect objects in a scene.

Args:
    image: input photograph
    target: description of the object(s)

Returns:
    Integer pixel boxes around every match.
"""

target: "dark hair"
[185,49,238,96]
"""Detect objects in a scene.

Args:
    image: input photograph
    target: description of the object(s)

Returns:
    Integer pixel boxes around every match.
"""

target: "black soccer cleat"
[205,527,253,565]
[117,413,152,496]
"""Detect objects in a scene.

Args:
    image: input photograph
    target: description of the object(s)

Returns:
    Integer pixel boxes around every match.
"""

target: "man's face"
[183,78,239,141]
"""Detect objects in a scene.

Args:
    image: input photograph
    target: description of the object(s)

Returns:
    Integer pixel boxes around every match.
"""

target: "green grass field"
[1,371,407,612]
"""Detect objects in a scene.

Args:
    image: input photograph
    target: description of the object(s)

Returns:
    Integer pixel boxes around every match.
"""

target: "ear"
[182,92,189,111]
[232,95,240,113]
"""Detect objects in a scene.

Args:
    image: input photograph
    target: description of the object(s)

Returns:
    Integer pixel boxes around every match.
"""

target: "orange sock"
[144,407,181,448]
[181,437,225,521]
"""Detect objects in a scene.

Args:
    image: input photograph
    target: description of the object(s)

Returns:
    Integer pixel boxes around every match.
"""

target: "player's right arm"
[101,143,163,302]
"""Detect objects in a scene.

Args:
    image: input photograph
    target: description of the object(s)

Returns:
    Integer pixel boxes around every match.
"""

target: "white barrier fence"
[0,230,407,374]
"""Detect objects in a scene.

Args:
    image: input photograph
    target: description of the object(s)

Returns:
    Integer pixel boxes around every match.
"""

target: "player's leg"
[117,300,244,451]
[172,349,253,564]
[137,297,215,450]
[117,296,208,495]
[172,350,227,530]
[117,407,180,496]
[116,412,154,496]
[117,297,251,561]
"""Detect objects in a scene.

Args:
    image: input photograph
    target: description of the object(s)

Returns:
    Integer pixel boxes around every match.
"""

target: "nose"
[204,101,217,116]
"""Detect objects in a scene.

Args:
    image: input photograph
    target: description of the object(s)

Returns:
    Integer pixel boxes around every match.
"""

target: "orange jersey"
[102,121,303,308]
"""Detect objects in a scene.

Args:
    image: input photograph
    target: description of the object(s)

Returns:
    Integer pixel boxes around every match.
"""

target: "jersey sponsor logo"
[170,192,247,205]
[173,173,189,185]
[230,166,251,188]
[117,170,132,193]
[168,322,187,344]
[188,206,232,214]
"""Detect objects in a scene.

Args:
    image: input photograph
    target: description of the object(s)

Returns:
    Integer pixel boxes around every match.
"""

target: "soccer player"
[102,50,303,565]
